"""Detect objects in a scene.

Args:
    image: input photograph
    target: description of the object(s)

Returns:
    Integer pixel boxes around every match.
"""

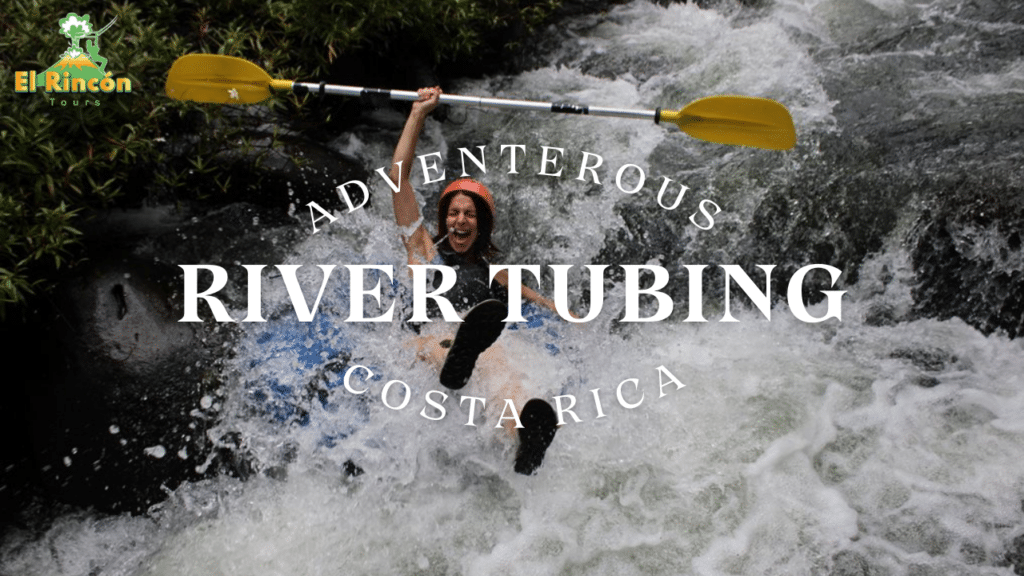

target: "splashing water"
[4,1,1024,575]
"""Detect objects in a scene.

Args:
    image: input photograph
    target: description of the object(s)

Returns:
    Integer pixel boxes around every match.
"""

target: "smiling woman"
[387,87,558,314]
[445,193,480,252]
[437,179,497,259]
[385,86,565,475]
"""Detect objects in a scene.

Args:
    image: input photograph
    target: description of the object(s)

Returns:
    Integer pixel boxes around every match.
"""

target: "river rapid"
[3,1,1023,575]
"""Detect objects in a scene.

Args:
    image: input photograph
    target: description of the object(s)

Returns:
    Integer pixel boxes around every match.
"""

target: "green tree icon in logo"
[60,13,93,58]
[37,12,117,87]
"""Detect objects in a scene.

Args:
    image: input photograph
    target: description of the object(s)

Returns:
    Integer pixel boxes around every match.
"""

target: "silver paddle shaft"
[291,81,660,122]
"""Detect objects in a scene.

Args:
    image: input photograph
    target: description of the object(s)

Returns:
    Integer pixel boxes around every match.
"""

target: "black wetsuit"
[404,243,508,330]
[431,244,507,314]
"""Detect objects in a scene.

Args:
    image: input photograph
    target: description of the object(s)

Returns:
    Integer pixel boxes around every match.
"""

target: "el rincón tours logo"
[13,13,132,105]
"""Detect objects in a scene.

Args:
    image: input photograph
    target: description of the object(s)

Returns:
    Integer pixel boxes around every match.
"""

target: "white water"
[4,2,1024,575]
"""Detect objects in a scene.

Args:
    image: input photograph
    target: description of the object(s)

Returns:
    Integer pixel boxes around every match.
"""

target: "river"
[3,1,1022,574]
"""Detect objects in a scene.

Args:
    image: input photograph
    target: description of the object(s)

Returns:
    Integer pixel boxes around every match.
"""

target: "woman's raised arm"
[389,87,442,265]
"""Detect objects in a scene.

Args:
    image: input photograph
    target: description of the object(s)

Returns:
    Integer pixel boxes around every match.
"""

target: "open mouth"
[451,229,472,239]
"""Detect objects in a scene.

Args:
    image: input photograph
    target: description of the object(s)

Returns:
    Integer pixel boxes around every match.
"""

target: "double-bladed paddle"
[165,54,796,150]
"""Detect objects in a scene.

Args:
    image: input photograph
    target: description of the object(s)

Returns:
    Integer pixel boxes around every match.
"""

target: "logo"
[13,13,132,105]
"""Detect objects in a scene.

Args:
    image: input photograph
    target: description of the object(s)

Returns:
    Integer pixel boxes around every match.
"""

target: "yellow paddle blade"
[165,54,290,104]
[661,96,796,150]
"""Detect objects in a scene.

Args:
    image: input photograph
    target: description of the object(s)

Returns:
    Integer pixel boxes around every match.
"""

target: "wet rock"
[7,202,305,514]
[154,125,368,214]
[955,1,1024,24]
[1004,531,1024,575]
[145,202,304,312]
[940,404,996,432]
[959,540,988,565]
[909,181,1024,339]
[863,302,898,327]
[550,0,632,17]
[25,256,224,513]
[799,1,1024,337]
[908,374,940,388]
[212,132,369,213]
[742,137,903,305]
[890,346,955,372]
[831,550,872,576]
[883,516,955,557]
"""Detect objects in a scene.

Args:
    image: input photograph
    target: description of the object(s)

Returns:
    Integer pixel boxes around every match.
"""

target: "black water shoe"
[514,399,558,475]
[439,299,507,390]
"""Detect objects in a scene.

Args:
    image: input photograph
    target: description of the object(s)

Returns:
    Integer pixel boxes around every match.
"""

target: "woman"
[388,86,560,475]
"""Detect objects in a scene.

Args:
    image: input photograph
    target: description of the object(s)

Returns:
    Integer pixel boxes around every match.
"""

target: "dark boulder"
[28,255,221,513]
[909,178,1024,339]
[6,201,306,514]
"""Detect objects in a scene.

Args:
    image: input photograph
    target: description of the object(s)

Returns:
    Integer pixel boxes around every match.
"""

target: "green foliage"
[0,0,561,318]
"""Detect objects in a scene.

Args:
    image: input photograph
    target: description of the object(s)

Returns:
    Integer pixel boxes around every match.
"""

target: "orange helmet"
[441,178,496,220]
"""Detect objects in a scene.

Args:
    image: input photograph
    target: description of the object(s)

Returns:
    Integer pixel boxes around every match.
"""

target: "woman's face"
[445,193,479,253]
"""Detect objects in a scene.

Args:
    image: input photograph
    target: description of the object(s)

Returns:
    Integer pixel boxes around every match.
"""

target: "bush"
[0,0,560,318]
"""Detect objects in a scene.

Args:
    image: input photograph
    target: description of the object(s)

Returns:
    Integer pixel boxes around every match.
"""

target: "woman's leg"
[410,333,450,369]
[410,334,528,438]
[409,331,558,474]
[477,345,558,475]
[476,344,530,439]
